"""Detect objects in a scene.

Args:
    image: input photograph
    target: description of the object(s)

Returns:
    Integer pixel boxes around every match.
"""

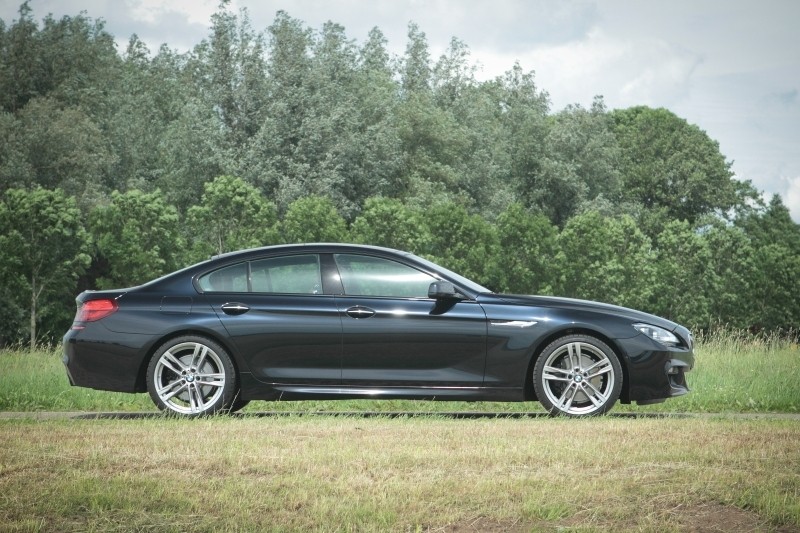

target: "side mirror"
[428,281,461,300]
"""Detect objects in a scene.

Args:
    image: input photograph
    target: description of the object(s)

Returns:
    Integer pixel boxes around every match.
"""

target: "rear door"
[200,254,342,384]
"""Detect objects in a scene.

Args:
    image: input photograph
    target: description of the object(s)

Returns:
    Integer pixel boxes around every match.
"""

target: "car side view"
[62,243,694,417]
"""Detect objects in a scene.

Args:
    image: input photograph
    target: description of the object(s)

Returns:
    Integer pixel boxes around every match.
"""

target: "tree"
[106,37,187,192]
[401,22,431,95]
[186,175,278,261]
[737,194,800,252]
[495,64,551,218]
[4,97,116,207]
[32,10,120,115]
[0,2,41,113]
[431,40,516,216]
[493,203,557,294]
[240,11,313,211]
[350,197,430,252]
[752,243,800,331]
[421,202,500,289]
[157,97,227,212]
[553,211,655,310]
[200,3,268,147]
[535,98,621,225]
[703,222,758,329]
[610,106,750,224]
[737,195,800,330]
[0,187,90,348]
[280,196,347,243]
[649,220,715,328]
[90,189,183,289]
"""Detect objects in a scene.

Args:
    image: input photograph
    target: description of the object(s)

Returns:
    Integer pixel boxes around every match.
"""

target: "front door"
[332,253,487,386]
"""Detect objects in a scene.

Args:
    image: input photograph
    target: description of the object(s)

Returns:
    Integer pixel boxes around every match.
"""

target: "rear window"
[250,255,321,294]
[197,255,322,294]
[197,262,248,292]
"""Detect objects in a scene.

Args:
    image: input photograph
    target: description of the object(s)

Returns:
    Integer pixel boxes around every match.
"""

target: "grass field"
[1,330,798,414]
[1,333,798,531]
[1,415,798,532]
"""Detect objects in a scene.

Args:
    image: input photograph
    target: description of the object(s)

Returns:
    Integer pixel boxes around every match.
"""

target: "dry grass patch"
[0,416,798,532]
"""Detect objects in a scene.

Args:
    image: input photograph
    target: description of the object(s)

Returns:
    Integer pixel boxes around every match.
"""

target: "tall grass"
[0,344,153,412]
[658,328,800,413]
[1,331,798,413]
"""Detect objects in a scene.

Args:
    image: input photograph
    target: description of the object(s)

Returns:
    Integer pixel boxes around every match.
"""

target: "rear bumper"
[62,327,151,393]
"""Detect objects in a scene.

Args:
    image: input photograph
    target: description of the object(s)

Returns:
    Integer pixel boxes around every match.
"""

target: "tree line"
[1,2,798,347]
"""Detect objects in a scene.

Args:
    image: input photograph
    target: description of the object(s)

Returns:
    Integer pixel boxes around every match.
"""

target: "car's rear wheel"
[533,334,622,417]
[147,336,237,416]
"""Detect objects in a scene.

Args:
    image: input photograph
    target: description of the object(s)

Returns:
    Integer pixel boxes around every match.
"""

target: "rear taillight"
[73,299,118,328]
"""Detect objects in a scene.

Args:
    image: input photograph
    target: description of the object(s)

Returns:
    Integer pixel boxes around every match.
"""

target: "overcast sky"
[3,0,799,221]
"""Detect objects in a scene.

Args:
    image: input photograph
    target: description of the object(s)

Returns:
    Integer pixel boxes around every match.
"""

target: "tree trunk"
[30,275,37,351]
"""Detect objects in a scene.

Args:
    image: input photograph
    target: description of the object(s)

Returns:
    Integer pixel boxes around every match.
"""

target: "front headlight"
[633,323,680,346]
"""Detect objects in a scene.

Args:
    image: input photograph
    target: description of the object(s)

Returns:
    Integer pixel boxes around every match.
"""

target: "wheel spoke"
[159,379,187,401]
[162,351,187,375]
[196,373,225,387]
[188,383,202,412]
[543,366,571,382]
[191,344,209,371]
[581,380,608,408]
[567,343,583,371]
[557,383,579,411]
[585,358,612,375]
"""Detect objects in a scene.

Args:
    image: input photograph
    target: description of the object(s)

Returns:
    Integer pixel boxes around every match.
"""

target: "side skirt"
[239,374,524,402]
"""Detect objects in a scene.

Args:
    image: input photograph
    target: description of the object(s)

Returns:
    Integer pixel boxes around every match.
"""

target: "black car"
[63,243,694,417]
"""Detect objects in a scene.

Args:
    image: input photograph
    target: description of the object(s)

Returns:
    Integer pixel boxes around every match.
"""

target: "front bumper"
[617,334,695,405]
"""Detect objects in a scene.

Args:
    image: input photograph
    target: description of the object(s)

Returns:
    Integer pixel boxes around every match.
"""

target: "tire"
[146,335,237,417]
[533,334,623,417]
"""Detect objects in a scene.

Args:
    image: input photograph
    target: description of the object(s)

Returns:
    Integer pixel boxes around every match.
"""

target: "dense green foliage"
[0,3,798,346]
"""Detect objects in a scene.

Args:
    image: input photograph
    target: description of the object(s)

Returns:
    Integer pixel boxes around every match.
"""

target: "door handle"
[346,306,375,319]
[221,302,250,315]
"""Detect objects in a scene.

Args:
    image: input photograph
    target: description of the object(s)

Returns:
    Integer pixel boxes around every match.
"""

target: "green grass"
[1,330,798,413]
[1,416,798,532]
[2,334,798,531]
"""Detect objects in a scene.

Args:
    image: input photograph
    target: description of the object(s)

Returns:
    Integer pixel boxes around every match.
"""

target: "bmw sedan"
[62,243,694,417]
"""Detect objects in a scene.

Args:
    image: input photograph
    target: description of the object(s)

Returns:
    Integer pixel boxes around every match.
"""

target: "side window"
[334,254,435,298]
[250,254,322,294]
[198,263,249,292]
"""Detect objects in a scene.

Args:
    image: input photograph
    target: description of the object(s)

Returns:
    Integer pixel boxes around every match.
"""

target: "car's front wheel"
[533,334,623,417]
[146,336,237,416]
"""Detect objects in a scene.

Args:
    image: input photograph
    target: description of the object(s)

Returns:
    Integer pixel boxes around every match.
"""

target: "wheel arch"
[523,326,631,403]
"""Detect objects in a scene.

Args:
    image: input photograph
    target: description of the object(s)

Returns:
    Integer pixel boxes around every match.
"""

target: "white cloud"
[501,28,701,110]
[124,0,219,26]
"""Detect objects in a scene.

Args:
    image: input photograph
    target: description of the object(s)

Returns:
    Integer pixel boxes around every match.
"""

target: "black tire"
[533,334,623,417]
[146,335,237,417]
